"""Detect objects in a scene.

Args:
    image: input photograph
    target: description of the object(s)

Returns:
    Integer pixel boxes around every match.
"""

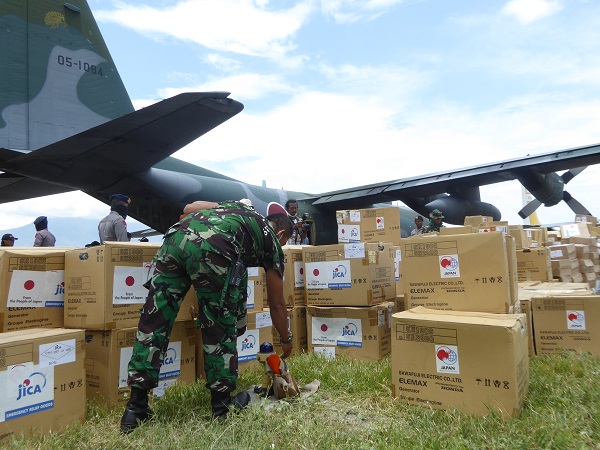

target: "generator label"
[435,345,460,374]
[112,266,149,304]
[566,310,586,330]
[305,261,352,290]
[311,317,363,347]
[7,270,65,308]
[439,254,460,278]
[0,362,55,422]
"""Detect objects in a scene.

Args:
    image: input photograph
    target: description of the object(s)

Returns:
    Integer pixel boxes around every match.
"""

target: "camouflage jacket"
[172,201,285,277]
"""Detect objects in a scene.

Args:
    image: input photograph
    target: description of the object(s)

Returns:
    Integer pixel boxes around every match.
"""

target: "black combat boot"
[211,390,251,419]
[120,387,154,434]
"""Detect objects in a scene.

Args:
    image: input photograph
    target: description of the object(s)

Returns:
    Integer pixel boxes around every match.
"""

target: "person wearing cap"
[425,209,445,233]
[411,215,425,236]
[98,194,130,243]
[1,234,17,247]
[33,216,56,247]
[120,200,294,433]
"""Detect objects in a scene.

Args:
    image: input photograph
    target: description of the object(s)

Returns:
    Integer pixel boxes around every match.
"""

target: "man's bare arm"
[183,201,219,215]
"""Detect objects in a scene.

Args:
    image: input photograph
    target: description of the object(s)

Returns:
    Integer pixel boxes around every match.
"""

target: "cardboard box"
[532,296,600,356]
[303,243,396,307]
[477,221,509,234]
[307,302,396,362]
[336,207,402,245]
[463,216,494,227]
[517,298,536,356]
[402,232,513,313]
[548,244,576,260]
[280,246,306,307]
[272,306,308,356]
[0,328,86,444]
[561,223,590,238]
[85,321,196,407]
[0,248,71,332]
[516,248,552,282]
[236,310,274,374]
[64,243,196,330]
[509,226,532,250]
[391,307,529,418]
[247,266,266,312]
[439,226,476,235]
[575,214,597,225]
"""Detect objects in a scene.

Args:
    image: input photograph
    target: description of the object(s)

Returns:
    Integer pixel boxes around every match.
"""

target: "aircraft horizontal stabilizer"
[0,92,243,193]
[0,172,74,203]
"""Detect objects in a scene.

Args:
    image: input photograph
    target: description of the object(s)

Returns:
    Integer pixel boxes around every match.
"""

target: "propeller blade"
[561,166,587,184]
[563,191,592,215]
[518,198,542,219]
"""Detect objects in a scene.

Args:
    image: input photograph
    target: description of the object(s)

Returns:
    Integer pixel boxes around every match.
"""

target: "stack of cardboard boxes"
[300,207,400,362]
[391,220,529,417]
[0,242,198,444]
[0,247,86,444]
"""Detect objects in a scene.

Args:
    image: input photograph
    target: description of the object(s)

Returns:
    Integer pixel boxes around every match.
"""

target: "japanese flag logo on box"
[7,270,64,308]
[435,345,460,374]
[566,310,586,330]
[439,255,460,278]
[112,266,149,304]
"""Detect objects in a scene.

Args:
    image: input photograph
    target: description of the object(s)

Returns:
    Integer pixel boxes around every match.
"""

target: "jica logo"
[242,335,256,351]
[16,372,47,401]
[342,322,358,337]
[54,281,65,296]
[350,228,359,238]
[440,256,458,271]
[332,265,348,279]
[436,346,457,366]
[164,347,177,365]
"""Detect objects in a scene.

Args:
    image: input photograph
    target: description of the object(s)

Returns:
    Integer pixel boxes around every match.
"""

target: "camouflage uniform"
[425,209,445,233]
[127,201,285,395]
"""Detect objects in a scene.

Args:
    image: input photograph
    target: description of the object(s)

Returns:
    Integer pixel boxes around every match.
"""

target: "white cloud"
[96,0,313,59]
[319,0,409,23]
[501,0,563,24]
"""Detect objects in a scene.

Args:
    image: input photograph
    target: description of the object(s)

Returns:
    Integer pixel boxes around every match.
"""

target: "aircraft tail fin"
[0,0,134,152]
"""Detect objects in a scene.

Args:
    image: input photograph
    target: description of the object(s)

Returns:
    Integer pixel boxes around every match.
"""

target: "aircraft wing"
[0,172,75,202]
[0,92,243,194]
[309,143,600,209]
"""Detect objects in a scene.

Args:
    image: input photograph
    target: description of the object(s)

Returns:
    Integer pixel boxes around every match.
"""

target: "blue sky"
[3,0,600,244]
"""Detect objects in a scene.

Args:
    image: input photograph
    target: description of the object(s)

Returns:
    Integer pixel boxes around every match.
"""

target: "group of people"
[410,209,445,235]
[0,216,56,247]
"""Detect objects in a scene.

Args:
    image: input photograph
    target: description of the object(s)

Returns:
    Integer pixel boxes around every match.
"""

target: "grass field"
[4,350,600,449]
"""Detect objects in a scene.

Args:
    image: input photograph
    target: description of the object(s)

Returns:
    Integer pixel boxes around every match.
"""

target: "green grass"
[4,351,600,449]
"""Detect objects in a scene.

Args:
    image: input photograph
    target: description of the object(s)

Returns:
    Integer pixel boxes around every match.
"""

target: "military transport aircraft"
[1,0,600,244]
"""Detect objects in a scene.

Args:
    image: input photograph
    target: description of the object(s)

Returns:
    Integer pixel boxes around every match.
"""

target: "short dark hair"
[285,199,298,209]
[266,213,293,240]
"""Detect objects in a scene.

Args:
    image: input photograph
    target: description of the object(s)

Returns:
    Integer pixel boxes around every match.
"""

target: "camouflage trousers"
[127,229,247,394]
